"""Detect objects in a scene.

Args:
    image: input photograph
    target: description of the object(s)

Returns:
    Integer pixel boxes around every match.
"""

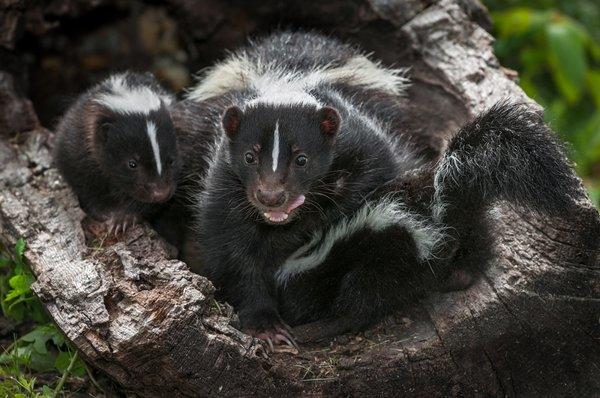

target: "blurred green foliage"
[484,0,600,206]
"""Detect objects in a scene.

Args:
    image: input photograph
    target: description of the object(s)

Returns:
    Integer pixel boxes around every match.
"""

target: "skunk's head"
[222,104,340,224]
[89,73,179,204]
[92,106,179,204]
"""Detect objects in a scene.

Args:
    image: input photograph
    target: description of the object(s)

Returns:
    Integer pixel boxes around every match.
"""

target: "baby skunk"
[186,32,423,347]
[186,32,579,348]
[54,72,179,234]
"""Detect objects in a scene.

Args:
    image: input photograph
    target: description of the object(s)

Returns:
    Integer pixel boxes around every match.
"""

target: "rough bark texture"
[1,0,599,397]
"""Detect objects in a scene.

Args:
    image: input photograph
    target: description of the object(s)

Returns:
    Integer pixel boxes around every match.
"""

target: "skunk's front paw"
[241,309,299,353]
[106,212,139,236]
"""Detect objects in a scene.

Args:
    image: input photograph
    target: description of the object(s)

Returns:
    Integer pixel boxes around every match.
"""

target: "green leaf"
[7,274,32,292]
[493,8,550,38]
[72,355,86,377]
[29,350,55,372]
[54,351,71,373]
[51,331,65,347]
[14,239,25,261]
[42,385,53,397]
[5,305,25,322]
[587,69,600,108]
[13,239,25,274]
[545,19,589,103]
[20,325,57,355]
[29,303,50,324]
[586,35,600,62]
[0,353,12,364]
[5,274,33,301]
[55,350,85,377]
[13,346,32,364]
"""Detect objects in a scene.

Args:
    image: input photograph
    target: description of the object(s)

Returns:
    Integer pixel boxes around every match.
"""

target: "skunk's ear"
[222,106,244,137]
[96,120,112,144]
[318,106,341,137]
[86,102,112,144]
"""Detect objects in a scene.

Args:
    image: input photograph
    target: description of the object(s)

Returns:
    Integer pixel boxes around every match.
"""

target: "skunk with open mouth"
[179,32,578,348]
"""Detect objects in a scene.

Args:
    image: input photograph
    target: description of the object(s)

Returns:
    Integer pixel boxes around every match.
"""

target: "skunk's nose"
[256,188,286,207]
[148,184,173,202]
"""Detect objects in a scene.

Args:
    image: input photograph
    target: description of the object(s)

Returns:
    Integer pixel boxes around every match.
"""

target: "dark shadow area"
[16,0,468,161]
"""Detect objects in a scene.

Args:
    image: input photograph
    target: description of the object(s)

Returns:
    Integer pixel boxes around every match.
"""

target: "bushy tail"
[433,102,580,224]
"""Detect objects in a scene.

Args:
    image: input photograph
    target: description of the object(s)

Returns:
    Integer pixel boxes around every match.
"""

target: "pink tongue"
[286,194,305,212]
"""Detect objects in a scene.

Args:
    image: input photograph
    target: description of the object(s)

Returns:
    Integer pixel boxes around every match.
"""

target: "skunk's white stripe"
[95,74,172,115]
[246,91,322,108]
[318,55,409,96]
[275,198,446,285]
[188,54,408,103]
[146,121,162,176]
[272,121,280,172]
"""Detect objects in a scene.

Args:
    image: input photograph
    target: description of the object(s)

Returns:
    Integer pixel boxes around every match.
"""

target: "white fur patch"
[246,90,322,108]
[275,198,445,285]
[96,74,172,115]
[146,120,162,176]
[272,121,280,172]
[432,152,464,221]
[188,56,255,102]
[187,53,409,106]
[317,55,409,96]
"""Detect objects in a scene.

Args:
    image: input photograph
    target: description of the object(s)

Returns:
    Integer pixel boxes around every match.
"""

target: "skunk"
[54,72,179,234]
[183,32,578,347]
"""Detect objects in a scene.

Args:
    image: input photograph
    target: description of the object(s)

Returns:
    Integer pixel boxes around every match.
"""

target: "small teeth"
[263,212,288,222]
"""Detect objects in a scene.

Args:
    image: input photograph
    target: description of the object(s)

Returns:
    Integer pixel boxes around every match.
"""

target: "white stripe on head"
[246,90,322,108]
[146,120,162,176]
[272,120,280,172]
[95,74,172,115]
[187,52,409,103]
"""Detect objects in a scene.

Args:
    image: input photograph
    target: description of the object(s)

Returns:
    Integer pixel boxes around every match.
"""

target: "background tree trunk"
[0,0,598,396]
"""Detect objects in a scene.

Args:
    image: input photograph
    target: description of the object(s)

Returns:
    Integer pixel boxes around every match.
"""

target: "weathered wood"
[0,0,598,396]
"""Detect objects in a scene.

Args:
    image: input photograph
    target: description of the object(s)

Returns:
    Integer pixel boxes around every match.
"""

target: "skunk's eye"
[244,152,256,164]
[128,160,138,169]
[295,155,308,167]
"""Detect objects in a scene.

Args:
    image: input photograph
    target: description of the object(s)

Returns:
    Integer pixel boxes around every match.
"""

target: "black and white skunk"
[54,72,180,234]
[182,32,579,347]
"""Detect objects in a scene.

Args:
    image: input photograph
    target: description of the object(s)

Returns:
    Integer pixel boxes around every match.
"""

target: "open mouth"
[262,194,305,224]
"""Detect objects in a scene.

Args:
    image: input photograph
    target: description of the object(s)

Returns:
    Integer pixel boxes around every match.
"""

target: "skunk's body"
[185,32,579,345]
[54,72,179,232]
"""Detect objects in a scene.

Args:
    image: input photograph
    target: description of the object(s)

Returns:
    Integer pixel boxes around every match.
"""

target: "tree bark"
[0,0,599,396]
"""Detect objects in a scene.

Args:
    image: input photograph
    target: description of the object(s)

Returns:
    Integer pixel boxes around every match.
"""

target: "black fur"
[433,102,579,260]
[435,102,578,216]
[53,72,179,227]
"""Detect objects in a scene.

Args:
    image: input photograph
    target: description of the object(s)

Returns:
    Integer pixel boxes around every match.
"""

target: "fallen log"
[0,0,598,396]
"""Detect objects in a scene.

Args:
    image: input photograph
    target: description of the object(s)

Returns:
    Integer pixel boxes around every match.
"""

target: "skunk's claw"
[250,323,300,353]
[106,213,138,236]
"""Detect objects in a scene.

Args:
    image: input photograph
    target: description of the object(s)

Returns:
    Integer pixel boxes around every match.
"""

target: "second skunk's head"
[222,103,340,225]
[90,73,179,204]
[93,108,179,203]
